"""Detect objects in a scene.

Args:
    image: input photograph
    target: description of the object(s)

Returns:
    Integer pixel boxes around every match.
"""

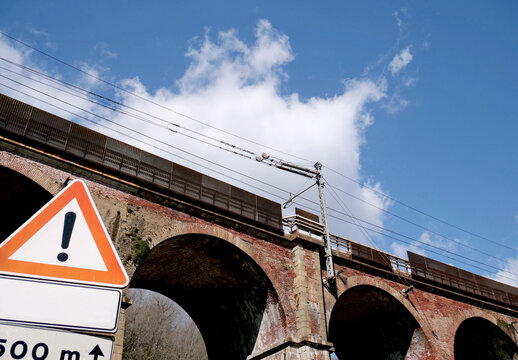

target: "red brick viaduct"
[1,94,518,359]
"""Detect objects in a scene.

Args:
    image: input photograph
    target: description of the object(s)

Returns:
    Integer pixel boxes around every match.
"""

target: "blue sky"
[1,1,518,285]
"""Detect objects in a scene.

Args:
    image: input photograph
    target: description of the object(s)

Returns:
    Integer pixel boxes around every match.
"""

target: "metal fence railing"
[0,94,283,232]
[283,214,411,275]
[283,213,518,308]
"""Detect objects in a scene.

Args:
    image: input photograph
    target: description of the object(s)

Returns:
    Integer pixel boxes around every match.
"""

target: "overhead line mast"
[256,154,336,284]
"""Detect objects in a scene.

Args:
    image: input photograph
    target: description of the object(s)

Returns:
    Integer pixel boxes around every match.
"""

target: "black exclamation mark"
[58,212,76,262]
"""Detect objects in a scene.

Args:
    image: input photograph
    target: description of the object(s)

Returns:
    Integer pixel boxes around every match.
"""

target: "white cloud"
[29,28,54,49]
[393,10,404,33]
[390,231,469,262]
[77,62,106,88]
[404,77,417,87]
[393,8,408,33]
[384,93,409,113]
[388,46,413,75]
[95,42,117,59]
[0,33,107,122]
[491,257,518,287]
[108,20,392,243]
[0,20,398,245]
[178,20,293,93]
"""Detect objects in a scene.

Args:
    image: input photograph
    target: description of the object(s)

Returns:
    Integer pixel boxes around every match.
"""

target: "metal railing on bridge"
[0,94,283,232]
[283,213,518,309]
[282,214,411,275]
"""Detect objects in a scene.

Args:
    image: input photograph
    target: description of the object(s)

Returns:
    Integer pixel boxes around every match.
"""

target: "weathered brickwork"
[1,145,518,360]
[324,264,518,359]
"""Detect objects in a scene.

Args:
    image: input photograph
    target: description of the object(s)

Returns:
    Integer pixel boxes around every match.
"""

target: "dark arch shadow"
[0,165,53,242]
[329,285,422,360]
[454,317,518,360]
[129,233,286,360]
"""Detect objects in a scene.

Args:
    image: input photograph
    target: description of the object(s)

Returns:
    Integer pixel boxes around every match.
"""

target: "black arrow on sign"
[89,345,104,360]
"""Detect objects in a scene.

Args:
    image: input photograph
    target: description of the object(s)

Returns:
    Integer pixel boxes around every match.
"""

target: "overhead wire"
[0,58,255,158]
[3,77,517,284]
[328,184,517,260]
[276,175,518,278]
[323,179,518,280]
[1,30,509,256]
[324,165,515,252]
[5,55,255,156]
[3,71,515,280]
[0,81,287,201]
[1,31,515,283]
[0,72,255,161]
[0,31,309,163]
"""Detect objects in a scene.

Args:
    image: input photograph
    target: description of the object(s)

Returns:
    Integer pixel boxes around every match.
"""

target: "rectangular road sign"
[0,276,121,333]
[0,322,113,360]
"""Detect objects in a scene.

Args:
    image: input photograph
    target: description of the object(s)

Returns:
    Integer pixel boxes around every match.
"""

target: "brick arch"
[338,276,432,334]
[330,278,434,359]
[151,227,259,264]
[454,315,518,359]
[0,164,54,241]
[130,232,287,360]
[451,311,512,340]
[146,226,290,309]
[0,156,65,196]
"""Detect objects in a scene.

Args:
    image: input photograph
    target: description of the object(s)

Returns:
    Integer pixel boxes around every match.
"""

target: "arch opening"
[0,165,53,242]
[454,317,518,360]
[128,234,285,360]
[329,285,424,360]
[123,288,207,360]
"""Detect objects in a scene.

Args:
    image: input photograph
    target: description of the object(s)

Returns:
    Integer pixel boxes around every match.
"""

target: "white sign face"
[9,198,108,271]
[0,322,113,360]
[0,276,121,333]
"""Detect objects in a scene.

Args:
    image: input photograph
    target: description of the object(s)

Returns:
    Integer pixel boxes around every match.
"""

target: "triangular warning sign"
[0,180,129,288]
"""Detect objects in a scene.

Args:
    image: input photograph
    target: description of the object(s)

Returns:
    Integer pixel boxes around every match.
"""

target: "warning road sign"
[0,180,128,288]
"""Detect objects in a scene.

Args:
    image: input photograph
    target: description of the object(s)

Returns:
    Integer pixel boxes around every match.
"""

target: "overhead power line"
[0,72,255,162]
[3,80,517,282]
[253,154,518,280]
[0,31,311,163]
[323,179,518,279]
[328,184,518,259]
[0,31,515,280]
[0,82,286,200]
[0,30,507,254]
[0,58,255,159]
[325,166,515,253]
